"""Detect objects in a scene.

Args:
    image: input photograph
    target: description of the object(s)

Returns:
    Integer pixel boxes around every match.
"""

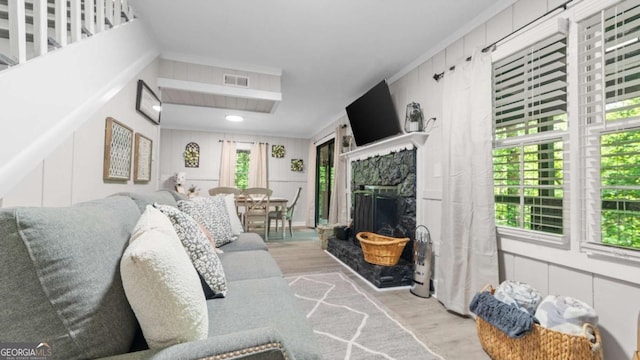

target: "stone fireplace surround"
[327,132,428,288]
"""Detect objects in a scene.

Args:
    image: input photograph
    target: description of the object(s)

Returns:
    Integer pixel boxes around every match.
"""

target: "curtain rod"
[432,0,573,82]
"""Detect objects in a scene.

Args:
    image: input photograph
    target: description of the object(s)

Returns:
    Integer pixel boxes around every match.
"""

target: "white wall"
[0,20,158,200]
[160,129,309,226]
[318,0,640,358]
[0,59,161,207]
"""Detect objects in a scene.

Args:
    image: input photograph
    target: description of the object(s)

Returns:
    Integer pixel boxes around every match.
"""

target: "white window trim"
[581,241,640,263]
[575,0,640,260]
[492,26,570,240]
[497,226,569,247]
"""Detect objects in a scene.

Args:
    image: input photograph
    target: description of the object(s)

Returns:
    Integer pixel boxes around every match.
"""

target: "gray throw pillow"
[0,196,140,360]
[154,204,227,297]
[179,197,235,247]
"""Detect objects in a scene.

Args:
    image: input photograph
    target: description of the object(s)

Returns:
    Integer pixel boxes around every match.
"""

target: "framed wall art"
[136,79,162,125]
[291,159,304,172]
[133,133,153,183]
[272,144,285,158]
[184,142,200,168]
[103,117,133,182]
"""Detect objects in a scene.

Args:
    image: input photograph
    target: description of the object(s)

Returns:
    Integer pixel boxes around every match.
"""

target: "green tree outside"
[235,150,250,190]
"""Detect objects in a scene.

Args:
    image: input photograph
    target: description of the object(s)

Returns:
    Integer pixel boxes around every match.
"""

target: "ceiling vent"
[224,74,250,88]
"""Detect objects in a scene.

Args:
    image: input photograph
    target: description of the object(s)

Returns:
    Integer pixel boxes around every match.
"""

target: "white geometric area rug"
[285,272,444,360]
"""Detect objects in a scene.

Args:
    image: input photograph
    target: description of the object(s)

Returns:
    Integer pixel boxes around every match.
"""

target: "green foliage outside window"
[235,150,250,190]
[493,141,563,234]
[600,98,640,249]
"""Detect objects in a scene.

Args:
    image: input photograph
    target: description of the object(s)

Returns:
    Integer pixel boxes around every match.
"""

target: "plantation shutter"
[579,0,640,249]
[579,0,640,126]
[493,33,568,140]
[492,32,568,236]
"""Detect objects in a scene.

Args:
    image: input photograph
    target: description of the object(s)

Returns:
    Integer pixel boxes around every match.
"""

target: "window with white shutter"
[492,33,568,236]
[579,0,640,250]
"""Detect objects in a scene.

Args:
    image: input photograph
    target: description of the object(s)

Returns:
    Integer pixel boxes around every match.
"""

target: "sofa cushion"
[0,196,140,360]
[220,232,268,252]
[179,197,234,247]
[113,191,178,213]
[207,277,322,360]
[121,206,208,349]
[154,204,227,297]
[218,250,282,282]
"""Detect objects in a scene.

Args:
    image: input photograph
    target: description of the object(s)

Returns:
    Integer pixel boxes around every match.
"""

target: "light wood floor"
[267,240,490,360]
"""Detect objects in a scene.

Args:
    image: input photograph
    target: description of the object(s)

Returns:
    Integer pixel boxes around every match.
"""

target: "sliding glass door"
[315,139,335,226]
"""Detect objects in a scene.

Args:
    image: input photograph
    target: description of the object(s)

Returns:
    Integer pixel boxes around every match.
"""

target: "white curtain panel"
[248,142,268,188]
[436,50,499,315]
[218,141,237,187]
[306,140,317,227]
[329,125,348,225]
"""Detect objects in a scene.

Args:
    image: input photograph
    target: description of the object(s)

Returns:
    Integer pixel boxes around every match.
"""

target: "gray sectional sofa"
[0,191,321,360]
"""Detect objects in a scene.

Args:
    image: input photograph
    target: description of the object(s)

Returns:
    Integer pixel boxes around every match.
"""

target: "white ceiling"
[129,0,512,139]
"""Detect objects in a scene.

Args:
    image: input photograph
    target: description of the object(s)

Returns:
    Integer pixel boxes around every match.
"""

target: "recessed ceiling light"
[152,105,162,112]
[225,115,244,122]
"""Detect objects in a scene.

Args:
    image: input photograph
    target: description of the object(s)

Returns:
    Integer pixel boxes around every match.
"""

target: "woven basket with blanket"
[472,284,602,360]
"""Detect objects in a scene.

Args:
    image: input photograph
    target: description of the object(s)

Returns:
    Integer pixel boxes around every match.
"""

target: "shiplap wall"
[159,129,309,226]
[333,0,640,358]
[0,60,161,207]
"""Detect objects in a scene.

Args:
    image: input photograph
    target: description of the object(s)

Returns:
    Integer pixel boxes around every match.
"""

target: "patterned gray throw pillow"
[154,204,227,297]
[179,197,235,247]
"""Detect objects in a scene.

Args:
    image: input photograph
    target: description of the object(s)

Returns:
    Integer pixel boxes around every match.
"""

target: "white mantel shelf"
[341,132,429,160]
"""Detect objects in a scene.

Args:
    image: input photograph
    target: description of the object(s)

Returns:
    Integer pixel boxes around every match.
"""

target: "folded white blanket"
[535,295,598,340]
[494,280,542,315]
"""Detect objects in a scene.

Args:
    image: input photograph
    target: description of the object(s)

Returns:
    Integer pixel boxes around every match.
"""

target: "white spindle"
[85,0,95,34]
[69,0,81,42]
[113,0,121,25]
[33,0,48,56]
[96,0,105,32]
[8,0,26,63]
[105,0,113,27]
[55,0,68,46]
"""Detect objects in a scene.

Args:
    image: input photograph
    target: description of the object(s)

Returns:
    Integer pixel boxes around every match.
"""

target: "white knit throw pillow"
[121,206,208,349]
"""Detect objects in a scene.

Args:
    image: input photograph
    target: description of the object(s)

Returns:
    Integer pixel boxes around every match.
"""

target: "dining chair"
[242,187,273,240]
[268,186,302,238]
[208,187,242,196]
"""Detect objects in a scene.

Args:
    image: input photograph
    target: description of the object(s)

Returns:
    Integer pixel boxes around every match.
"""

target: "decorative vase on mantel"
[404,102,425,133]
[342,135,352,153]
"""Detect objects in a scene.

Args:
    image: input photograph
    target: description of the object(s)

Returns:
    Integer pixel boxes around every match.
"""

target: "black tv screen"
[346,80,401,147]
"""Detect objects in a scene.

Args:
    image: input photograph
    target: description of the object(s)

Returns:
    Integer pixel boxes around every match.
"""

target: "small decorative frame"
[136,80,161,125]
[133,133,153,183]
[291,159,304,172]
[184,142,200,168]
[103,117,133,182]
[272,144,285,158]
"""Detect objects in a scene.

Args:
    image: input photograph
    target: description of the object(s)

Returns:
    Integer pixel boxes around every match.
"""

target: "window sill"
[581,242,640,264]
[496,226,569,248]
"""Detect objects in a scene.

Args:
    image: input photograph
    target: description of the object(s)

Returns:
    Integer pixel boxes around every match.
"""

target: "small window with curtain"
[579,0,640,252]
[235,146,251,190]
[492,32,568,236]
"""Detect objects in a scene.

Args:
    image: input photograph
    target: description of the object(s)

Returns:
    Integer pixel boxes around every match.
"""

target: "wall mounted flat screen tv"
[346,80,401,147]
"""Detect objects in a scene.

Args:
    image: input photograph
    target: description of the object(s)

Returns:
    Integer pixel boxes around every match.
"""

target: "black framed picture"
[136,79,161,125]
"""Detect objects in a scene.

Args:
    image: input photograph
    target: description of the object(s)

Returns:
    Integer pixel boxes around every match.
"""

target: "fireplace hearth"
[327,148,417,289]
[327,238,413,288]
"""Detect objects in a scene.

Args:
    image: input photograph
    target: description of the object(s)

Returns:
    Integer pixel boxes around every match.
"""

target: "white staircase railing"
[0,0,134,69]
